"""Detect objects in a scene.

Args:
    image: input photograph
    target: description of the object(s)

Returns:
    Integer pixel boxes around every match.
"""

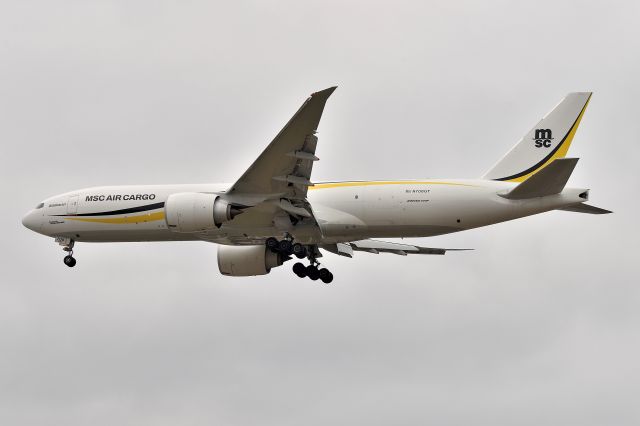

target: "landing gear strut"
[56,237,77,268]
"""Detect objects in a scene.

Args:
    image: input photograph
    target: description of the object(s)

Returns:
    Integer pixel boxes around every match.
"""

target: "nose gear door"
[67,195,79,215]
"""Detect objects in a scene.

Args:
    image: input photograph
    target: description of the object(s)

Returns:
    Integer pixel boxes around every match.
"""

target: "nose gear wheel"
[63,255,76,267]
[56,238,77,268]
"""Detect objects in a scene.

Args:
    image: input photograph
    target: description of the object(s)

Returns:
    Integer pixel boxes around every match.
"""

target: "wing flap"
[321,239,472,256]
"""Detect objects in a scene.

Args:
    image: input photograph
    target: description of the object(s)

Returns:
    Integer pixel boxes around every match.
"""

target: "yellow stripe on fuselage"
[309,181,477,190]
[65,211,165,224]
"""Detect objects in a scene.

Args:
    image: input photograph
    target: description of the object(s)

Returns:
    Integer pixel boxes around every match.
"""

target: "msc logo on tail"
[534,128,553,148]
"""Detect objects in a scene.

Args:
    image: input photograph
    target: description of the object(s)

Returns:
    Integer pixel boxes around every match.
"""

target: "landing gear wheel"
[292,262,307,278]
[63,255,76,267]
[266,237,279,252]
[318,268,333,284]
[278,239,292,254]
[306,265,320,281]
[292,243,307,259]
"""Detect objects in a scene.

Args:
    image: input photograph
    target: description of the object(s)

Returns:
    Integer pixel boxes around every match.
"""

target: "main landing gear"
[265,237,334,283]
[266,237,307,259]
[292,261,333,284]
[56,237,77,268]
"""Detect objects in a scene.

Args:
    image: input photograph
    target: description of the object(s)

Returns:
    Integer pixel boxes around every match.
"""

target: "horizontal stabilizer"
[321,239,472,257]
[557,203,612,214]
[502,158,578,200]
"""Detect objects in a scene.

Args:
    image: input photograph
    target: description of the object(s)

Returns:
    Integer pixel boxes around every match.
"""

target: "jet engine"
[217,245,285,276]
[165,192,243,232]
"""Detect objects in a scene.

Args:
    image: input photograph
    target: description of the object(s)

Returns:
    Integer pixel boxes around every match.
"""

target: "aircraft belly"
[45,217,188,242]
[73,229,199,243]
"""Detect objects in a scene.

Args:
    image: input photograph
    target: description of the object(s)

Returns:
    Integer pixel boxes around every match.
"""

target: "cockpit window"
[35,202,44,209]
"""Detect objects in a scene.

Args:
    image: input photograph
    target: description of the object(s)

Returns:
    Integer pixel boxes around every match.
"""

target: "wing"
[321,239,473,257]
[227,86,337,201]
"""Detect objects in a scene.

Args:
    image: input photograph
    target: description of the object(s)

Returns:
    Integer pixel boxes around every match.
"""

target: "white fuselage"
[22,180,587,245]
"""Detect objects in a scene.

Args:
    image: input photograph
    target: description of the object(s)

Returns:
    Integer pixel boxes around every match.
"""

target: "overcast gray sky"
[1,1,639,425]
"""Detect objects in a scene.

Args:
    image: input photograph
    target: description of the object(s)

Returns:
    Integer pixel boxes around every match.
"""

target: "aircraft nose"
[22,210,37,231]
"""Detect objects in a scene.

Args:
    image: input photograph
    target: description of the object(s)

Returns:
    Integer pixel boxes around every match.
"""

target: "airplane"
[22,87,610,283]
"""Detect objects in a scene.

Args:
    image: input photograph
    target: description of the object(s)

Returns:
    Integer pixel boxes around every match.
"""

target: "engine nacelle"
[217,245,284,276]
[165,192,242,233]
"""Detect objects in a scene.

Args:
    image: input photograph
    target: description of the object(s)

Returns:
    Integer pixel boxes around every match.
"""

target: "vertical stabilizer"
[483,92,591,182]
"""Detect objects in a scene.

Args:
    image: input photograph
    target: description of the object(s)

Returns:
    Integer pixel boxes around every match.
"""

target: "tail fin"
[483,92,592,182]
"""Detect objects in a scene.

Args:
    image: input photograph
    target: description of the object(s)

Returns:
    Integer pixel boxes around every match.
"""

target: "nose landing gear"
[55,237,77,268]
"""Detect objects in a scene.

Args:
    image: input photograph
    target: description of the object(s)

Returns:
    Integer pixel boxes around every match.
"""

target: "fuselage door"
[67,195,79,215]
